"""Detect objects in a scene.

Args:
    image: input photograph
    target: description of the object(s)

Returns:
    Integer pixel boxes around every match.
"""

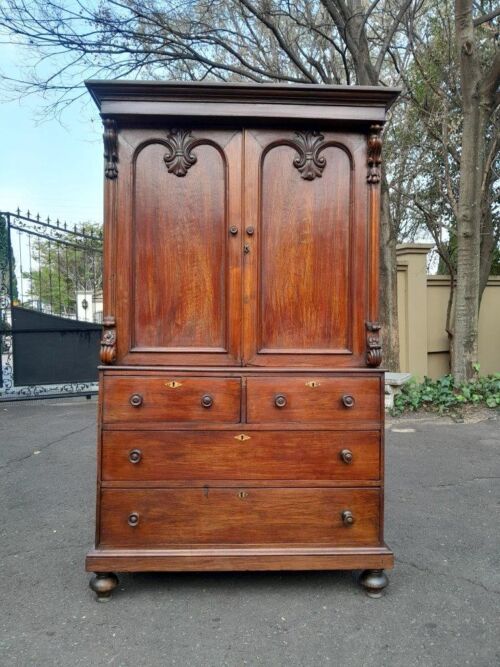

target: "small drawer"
[99,488,381,547]
[101,431,381,481]
[246,377,381,423]
[102,376,241,424]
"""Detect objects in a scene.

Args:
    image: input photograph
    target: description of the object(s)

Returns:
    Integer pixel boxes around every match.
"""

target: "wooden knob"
[342,394,355,408]
[340,449,353,464]
[129,393,143,407]
[128,449,142,464]
[342,510,355,526]
[128,512,140,526]
[274,394,287,408]
[201,394,213,408]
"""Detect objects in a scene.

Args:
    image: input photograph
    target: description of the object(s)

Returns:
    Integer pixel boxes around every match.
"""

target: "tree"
[0,0,423,370]
[453,0,500,381]
[22,222,102,317]
[387,0,499,379]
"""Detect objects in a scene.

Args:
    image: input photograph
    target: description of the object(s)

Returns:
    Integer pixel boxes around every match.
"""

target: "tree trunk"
[479,169,496,302]
[452,0,498,382]
[379,175,400,371]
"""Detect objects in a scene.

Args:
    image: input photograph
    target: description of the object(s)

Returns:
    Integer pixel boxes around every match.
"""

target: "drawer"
[102,376,241,424]
[99,488,381,547]
[246,377,380,423]
[101,431,380,481]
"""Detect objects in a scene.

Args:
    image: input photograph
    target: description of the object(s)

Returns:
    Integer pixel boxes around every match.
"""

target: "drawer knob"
[340,449,353,464]
[128,449,142,464]
[274,394,287,408]
[201,394,213,408]
[342,394,355,408]
[341,510,355,526]
[128,512,140,527]
[129,393,143,407]
[229,225,238,235]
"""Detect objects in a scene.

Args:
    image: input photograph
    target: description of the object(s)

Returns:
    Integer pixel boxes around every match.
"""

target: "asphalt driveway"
[1,398,498,666]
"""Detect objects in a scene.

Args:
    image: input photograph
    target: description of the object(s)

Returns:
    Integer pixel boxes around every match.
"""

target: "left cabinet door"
[110,126,242,366]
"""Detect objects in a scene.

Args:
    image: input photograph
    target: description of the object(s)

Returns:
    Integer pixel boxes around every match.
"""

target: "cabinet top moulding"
[85,80,401,122]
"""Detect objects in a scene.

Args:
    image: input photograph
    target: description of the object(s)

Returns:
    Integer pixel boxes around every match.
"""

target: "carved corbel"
[367,124,383,184]
[100,315,117,364]
[103,119,118,179]
[366,321,382,367]
[292,130,327,180]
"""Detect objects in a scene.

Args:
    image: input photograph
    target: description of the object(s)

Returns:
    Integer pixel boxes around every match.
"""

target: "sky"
[0,46,104,225]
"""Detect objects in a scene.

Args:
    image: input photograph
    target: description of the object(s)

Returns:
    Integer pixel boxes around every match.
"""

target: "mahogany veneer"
[85,80,399,600]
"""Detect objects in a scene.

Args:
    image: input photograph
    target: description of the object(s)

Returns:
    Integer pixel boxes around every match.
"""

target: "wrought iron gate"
[0,210,103,400]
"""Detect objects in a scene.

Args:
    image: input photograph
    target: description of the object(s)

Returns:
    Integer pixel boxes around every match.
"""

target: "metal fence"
[0,210,103,400]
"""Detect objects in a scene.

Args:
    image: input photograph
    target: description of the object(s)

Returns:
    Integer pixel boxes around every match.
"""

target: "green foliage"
[392,369,500,415]
[22,222,102,316]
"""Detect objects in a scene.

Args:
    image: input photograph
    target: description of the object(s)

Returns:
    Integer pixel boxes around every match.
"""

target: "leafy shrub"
[391,367,500,415]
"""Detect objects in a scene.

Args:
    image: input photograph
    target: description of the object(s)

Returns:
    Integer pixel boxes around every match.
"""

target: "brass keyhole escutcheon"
[305,380,321,388]
[234,434,251,441]
[238,491,248,500]
[166,380,182,388]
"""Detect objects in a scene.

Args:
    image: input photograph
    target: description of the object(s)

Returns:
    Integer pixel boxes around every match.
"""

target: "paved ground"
[0,398,499,667]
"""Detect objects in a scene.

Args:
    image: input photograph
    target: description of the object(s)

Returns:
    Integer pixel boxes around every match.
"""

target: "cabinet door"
[114,127,242,365]
[242,128,369,367]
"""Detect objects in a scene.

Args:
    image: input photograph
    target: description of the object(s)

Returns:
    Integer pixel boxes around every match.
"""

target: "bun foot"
[89,572,119,602]
[359,569,388,598]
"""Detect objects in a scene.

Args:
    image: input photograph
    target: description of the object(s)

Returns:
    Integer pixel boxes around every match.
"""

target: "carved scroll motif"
[100,315,117,364]
[366,321,382,367]
[163,129,198,177]
[292,131,327,180]
[103,119,118,179]
[367,124,383,184]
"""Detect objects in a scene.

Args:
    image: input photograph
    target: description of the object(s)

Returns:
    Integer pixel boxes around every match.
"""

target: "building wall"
[397,244,500,379]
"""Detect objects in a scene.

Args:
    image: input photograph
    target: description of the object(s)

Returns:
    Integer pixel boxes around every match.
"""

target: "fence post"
[396,244,433,380]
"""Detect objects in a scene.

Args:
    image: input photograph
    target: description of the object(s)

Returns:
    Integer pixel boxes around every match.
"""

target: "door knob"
[340,449,353,464]
[274,394,287,408]
[128,449,142,464]
[229,226,238,235]
[129,393,143,407]
[201,394,213,408]
[128,512,140,526]
[341,510,355,526]
[342,394,355,408]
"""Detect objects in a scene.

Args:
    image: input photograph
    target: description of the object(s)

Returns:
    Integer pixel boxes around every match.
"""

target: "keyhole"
[238,491,248,500]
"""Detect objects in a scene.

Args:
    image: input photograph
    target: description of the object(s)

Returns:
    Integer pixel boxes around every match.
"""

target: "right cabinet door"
[243,128,370,367]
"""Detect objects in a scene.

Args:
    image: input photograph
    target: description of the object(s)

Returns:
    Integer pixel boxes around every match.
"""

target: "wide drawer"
[99,488,381,547]
[101,431,380,481]
[246,377,381,423]
[102,376,241,423]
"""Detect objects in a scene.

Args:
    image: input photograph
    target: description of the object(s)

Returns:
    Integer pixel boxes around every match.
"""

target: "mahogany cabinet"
[85,80,399,600]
